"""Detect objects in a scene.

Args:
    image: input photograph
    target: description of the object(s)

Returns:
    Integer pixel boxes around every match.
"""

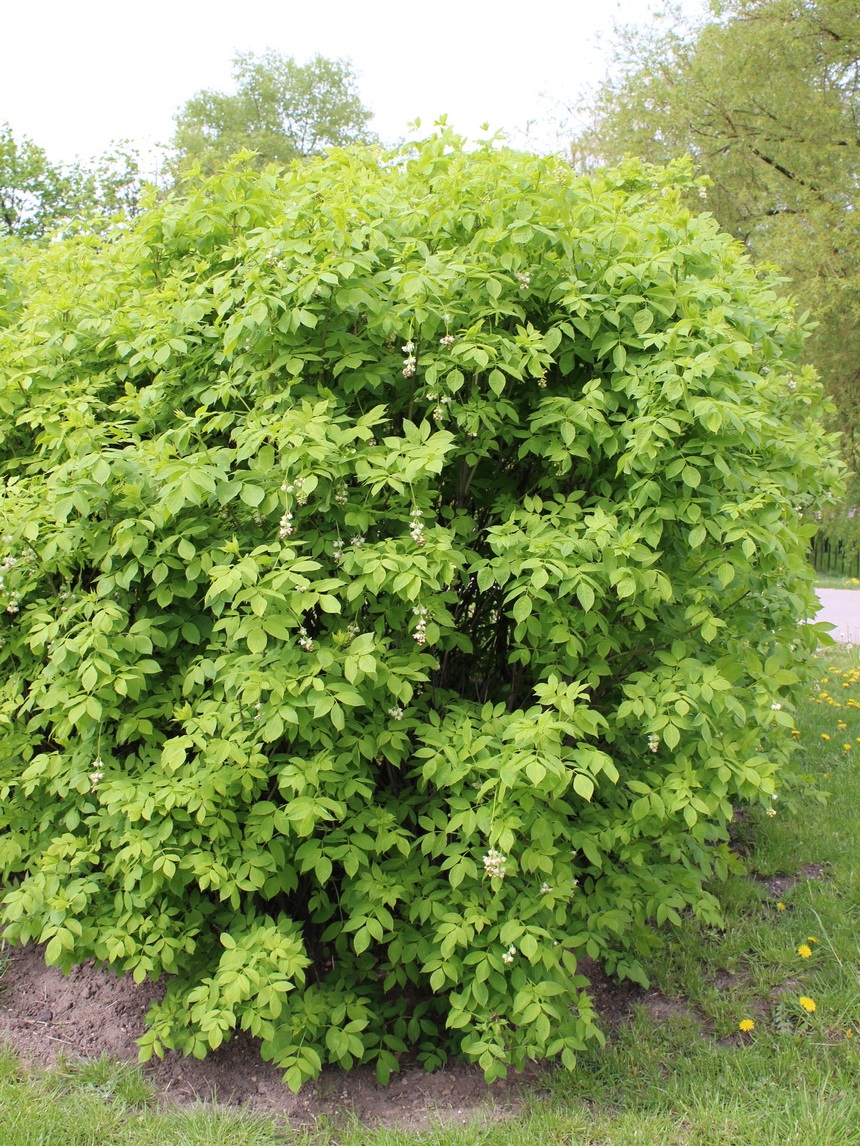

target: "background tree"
[0,123,76,239]
[0,123,149,240]
[171,50,375,176]
[576,0,860,487]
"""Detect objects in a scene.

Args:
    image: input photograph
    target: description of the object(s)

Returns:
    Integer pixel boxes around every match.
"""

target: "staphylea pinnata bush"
[0,128,841,1086]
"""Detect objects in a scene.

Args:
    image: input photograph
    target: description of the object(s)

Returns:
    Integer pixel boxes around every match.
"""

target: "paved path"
[813,589,860,644]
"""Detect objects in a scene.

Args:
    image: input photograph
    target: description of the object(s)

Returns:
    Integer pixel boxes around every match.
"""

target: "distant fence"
[810,532,860,580]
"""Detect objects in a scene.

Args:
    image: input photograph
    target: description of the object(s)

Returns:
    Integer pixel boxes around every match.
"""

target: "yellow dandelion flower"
[738,1018,755,1032]
[838,721,848,729]
[846,1030,854,1039]
[845,744,853,751]
[798,944,813,958]
[822,733,831,740]
[776,902,786,910]
[799,996,816,1012]
[792,729,801,737]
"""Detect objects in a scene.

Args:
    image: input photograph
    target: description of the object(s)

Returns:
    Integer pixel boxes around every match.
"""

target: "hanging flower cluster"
[412,605,429,645]
[409,507,425,546]
[401,341,416,378]
[483,847,507,879]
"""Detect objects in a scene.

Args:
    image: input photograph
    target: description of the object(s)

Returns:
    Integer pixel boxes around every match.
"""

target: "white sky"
[1,0,707,167]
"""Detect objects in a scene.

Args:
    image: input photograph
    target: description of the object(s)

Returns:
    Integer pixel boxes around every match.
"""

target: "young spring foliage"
[0,132,840,1085]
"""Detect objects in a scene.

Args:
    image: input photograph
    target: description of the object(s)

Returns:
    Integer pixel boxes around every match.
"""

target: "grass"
[3,648,860,1145]
[815,574,860,589]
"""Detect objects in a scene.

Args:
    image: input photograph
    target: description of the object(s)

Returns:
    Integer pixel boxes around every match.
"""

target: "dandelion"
[776,902,786,911]
[799,996,816,1013]
[808,936,818,944]
[792,729,801,737]
[822,733,831,740]
[738,1018,755,1032]
[797,944,813,958]
[483,848,507,880]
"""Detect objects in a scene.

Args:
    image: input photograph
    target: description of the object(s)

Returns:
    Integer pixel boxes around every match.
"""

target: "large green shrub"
[0,132,840,1084]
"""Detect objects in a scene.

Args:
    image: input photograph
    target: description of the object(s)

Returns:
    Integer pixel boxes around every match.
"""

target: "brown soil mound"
[0,942,548,1130]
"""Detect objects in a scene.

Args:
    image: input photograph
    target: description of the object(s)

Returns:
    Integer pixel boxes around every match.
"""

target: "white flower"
[483,847,507,879]
[771,702,782,711]
[279,512,294,539]
[387,706,404,721]
[409,508,425,545]
[501,944,516,965]
[539,881,552,895]
[515,270,531,289]
[440,334,455,347]
[647,733,660,754]
[351,535,366,548]
[401,341,415,354]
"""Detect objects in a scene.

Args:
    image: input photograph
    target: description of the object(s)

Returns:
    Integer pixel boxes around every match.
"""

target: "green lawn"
[814,574,860,589]
[3,648,860,1145]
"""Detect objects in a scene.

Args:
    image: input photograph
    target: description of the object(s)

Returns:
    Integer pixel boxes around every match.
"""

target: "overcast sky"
[2,0,707,166]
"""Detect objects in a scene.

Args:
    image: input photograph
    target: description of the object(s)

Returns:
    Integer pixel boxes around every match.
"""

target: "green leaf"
[573,774,594,801]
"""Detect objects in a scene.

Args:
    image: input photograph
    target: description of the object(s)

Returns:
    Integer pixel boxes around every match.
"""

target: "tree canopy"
[171,50,375,176]
[0,123,147,241]
[0,124,77,240]
[577,0,860,482]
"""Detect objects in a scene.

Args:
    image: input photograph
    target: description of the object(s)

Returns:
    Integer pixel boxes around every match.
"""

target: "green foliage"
[0,123,77,239]
[0,122,148,241]
[0,131,841,1086]
[576,0,860,492]
[171,50,375,178]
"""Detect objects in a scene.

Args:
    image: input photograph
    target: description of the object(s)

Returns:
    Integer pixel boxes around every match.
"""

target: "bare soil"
[0,941,607,1131]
